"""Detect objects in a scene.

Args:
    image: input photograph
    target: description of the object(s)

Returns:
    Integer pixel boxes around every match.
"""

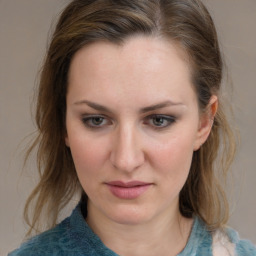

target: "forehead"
[69,36,190,77]
[67,36,196,108]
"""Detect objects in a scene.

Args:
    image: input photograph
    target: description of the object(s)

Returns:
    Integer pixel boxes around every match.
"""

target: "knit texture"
[9,204,256,256]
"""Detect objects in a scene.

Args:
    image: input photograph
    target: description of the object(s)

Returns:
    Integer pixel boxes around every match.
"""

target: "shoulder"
[8,218,75,256]
[212,227,256,256]
[8,203,118,256]
[227,227,256,256]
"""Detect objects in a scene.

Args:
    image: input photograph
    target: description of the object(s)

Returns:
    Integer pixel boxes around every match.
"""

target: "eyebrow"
[73,100,184,113]
[140,101,184,113]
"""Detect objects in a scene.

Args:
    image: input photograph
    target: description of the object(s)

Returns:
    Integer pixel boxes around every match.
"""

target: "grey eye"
[145,114,176,129]
[152,116,166,126]
[82,116,109,128]
[91,117,104,126]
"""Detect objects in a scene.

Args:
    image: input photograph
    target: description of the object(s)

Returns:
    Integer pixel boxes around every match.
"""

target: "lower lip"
[107,184,151,199]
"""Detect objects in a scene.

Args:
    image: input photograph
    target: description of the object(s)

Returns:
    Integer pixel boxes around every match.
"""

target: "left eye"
[146,115,175,128]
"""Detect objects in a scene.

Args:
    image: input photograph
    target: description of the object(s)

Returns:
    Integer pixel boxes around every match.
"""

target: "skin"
[65,36,217,256]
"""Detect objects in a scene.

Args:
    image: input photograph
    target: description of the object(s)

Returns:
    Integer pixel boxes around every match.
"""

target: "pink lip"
[106,181,152,199]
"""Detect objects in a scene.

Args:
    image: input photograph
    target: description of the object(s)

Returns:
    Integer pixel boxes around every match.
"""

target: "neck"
[86,203,193,256]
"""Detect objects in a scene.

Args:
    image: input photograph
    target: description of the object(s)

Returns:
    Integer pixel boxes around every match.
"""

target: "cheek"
[68,136,110,198]
[148,134,195,183]
[151,135,194,166]
[68,135,109,178]
[149,137,194,202]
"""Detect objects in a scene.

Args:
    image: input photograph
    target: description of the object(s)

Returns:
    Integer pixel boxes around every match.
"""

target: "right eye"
[81,115,111,129]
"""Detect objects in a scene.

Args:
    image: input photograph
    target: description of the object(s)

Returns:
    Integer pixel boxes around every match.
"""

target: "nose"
[110,125,145,173]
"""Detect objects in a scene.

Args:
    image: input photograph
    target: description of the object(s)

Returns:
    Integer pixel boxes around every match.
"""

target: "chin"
[105,205,154,226]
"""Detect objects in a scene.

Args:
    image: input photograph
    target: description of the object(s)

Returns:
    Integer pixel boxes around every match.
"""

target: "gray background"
[1,0,255,255]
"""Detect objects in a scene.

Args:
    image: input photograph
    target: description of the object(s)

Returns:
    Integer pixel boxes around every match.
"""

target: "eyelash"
[82,116,110,129]
[81,114,176,130]
[145,115,176,130]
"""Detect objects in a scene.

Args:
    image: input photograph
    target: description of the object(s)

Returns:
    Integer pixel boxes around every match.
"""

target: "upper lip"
[106,181,152,187]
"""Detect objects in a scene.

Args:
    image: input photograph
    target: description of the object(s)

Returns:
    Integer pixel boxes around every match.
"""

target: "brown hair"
[24,0,236,235]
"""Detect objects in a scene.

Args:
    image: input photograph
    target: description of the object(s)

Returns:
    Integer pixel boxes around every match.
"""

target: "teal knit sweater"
[9,204,256,256]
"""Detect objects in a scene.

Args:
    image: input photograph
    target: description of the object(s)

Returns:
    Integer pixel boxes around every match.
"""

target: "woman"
[9,0,256,255]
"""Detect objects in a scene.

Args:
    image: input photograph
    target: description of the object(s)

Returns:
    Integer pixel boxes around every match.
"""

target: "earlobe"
[193,95,218,151]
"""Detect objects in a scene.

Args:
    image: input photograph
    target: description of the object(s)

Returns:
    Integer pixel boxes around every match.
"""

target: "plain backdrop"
[1,0,255,255]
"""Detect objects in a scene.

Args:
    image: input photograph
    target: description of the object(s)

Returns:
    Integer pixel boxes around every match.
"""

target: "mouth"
[105,181,153,199]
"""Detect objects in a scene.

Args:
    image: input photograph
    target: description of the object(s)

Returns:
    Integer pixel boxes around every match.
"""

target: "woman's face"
[65,36,213,225]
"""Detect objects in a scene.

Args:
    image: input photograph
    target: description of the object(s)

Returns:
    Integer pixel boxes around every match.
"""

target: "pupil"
[154,117,164,126]
[93,117,103,125]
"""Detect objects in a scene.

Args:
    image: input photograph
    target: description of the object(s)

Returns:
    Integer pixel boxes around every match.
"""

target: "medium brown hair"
[24,0,236,235]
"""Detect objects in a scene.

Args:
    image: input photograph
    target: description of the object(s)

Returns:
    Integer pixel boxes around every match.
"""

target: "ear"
[193,95,218,151]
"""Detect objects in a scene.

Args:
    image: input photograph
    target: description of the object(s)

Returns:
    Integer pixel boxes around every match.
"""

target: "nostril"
[110,148,144,172]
